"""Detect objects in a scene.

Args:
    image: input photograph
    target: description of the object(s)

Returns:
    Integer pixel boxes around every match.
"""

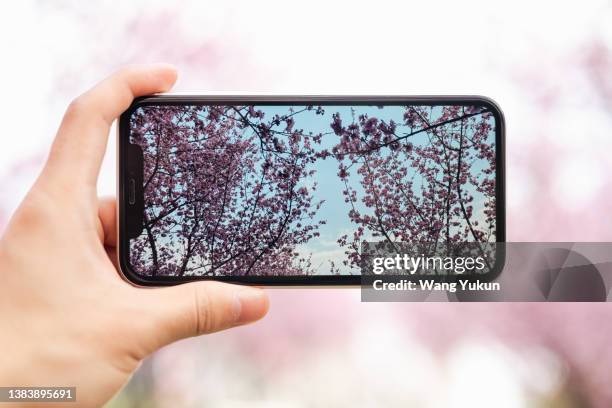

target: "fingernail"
[150,62,177,72]
[234,288,269,324]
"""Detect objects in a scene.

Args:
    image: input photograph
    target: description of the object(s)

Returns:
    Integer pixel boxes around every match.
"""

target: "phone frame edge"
[116,94,506,287]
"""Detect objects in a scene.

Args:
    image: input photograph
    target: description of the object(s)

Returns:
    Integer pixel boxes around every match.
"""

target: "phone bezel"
[118,95,506,286]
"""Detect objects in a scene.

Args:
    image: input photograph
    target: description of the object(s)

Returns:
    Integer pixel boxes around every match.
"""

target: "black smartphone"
[118,96,505,286]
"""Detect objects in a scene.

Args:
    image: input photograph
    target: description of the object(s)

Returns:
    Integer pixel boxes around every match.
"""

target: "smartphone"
[118,96,505,286]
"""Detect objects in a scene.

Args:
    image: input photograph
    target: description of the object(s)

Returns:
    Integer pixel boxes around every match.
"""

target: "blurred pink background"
[1,1,612,407]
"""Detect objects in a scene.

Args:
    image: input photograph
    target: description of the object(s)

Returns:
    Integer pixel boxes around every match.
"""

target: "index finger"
[42,64,178,187]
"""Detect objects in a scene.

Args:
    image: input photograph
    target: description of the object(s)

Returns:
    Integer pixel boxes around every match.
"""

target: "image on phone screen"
[121,99,503,282]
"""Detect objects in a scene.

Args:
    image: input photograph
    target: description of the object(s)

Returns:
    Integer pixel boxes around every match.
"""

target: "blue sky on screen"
[238,105,494,274]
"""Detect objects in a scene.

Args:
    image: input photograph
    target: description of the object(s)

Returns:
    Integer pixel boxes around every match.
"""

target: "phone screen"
[123,99,503,281]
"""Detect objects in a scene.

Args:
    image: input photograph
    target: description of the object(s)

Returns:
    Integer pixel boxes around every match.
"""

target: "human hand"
[0,64,269,407]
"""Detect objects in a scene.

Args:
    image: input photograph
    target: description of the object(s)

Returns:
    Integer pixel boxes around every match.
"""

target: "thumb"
[42,64,177,188]
[138,281,269,350]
